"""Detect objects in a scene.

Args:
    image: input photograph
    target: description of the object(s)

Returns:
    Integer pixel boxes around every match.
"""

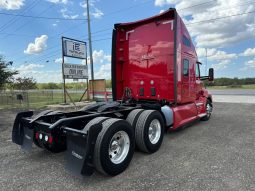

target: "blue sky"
[0,0,255,82]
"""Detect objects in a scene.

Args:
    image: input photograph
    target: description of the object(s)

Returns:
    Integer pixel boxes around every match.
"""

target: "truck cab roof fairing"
[114,8,176,29]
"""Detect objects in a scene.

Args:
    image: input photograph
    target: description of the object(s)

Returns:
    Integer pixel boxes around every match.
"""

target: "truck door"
[181,57,196,103]
[195,62,203,98]
[182,58,190,103]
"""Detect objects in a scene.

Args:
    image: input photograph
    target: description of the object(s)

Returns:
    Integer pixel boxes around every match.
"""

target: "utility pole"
[86,0,94,100]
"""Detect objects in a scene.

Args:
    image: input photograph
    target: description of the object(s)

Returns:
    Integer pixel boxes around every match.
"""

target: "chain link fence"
[0,90,66,109]
[0,90,113,110]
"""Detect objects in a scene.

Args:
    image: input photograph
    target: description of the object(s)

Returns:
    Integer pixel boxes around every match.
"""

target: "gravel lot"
[1,102,255,191]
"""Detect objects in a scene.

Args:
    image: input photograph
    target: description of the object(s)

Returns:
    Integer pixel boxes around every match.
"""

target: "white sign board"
[63,39,86,59]
[63,64,88,79]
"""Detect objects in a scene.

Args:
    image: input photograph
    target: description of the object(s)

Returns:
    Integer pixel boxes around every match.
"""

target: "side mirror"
[208,68,214,81]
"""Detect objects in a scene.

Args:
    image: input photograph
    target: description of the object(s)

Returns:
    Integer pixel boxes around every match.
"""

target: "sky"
[0,0,255,83]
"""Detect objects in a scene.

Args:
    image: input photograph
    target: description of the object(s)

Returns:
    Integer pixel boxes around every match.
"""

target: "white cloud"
[93,50,111,64]
[24,35,48,55]
[54,58,62,63]
[14,64,45,76]
[80,0,104,19]
[60,8,79,19]
[52,23,57,27]
[196,48,237,61]
[54,57,68,64]
[13,64,62,83]
[155,0,255,48]
[91,8,103,18]
[159,9,165,14]
[154,0,173,7]
[47,0,68,4]
[95,64,111,79]
[81,59,86,65]
[86,50,111,65]
[82,50,111,79]
[93,50,111,79]
[0,0,24,10]
[188,1,255,48]
[240,48,255,57]
[36,70,62,83]
[212,60,231,71]
[245,58,255,68]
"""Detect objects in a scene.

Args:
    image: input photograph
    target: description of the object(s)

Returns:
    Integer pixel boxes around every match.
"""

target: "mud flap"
[65,123,102,176]
[12,111,33,145]
[21,126,34,151]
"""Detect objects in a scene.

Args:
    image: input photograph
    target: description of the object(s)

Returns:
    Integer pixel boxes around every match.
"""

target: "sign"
[63,39,86,59]
[63,64,88,79]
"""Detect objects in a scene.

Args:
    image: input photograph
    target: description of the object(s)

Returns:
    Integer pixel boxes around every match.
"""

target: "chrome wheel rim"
[148,119,161,144]
[206,103,212,117]
[109,131,130,164]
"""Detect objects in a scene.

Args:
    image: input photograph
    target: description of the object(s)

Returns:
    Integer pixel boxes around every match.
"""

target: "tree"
[45,83,59,89]
[12,77,37,91]
[0,56,18,90]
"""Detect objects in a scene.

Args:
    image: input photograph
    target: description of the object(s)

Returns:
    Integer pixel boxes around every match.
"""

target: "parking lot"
[1,101,255,191]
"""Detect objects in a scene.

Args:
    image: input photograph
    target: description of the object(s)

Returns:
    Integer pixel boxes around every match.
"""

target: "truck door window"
[196,63,200,78]
[183,59,189,76]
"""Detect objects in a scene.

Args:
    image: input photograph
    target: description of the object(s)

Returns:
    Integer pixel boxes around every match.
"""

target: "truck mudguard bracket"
[97,101,120,112]
[12,111,33,145]
[79,102,106,112]
[65,123,103,176]
[29,110,53,123]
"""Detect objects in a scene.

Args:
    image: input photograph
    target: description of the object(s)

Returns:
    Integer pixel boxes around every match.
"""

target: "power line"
[186,9,255,25]
[20,37,112,64]
[6,1,255,67]
[11,26,110,61]
[11,8,255,64]
[102,0,154,17]
[0,0,40,32]
[0,3,55,40]
[177,0,216,11]
[28,8,255,64]
[0,12,87,21]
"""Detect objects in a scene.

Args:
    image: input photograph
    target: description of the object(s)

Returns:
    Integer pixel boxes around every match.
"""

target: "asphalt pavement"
[209,89,255,104]
[1,101,255,191]
[209,89,255,95]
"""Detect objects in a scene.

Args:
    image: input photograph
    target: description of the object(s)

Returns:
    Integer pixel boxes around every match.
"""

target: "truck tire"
[93,118,135,176]
[126,109,144,128]
[201,100,213,121]
[135,110,164,153]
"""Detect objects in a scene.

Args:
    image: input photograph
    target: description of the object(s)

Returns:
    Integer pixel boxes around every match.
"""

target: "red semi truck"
[12,8,214,176]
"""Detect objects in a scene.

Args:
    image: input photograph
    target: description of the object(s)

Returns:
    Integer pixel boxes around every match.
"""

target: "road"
[1,102,255,191]
[210,89,255,95]
[209,89,255,104]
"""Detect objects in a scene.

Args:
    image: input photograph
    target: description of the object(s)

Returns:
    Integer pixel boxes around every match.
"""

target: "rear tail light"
[48,136,53,144]
[35,132,53,144]
[35,132,39,140]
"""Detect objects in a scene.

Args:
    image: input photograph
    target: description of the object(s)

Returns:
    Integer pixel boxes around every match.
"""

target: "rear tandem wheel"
[93,118,135,176]
[134,110,165,153]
